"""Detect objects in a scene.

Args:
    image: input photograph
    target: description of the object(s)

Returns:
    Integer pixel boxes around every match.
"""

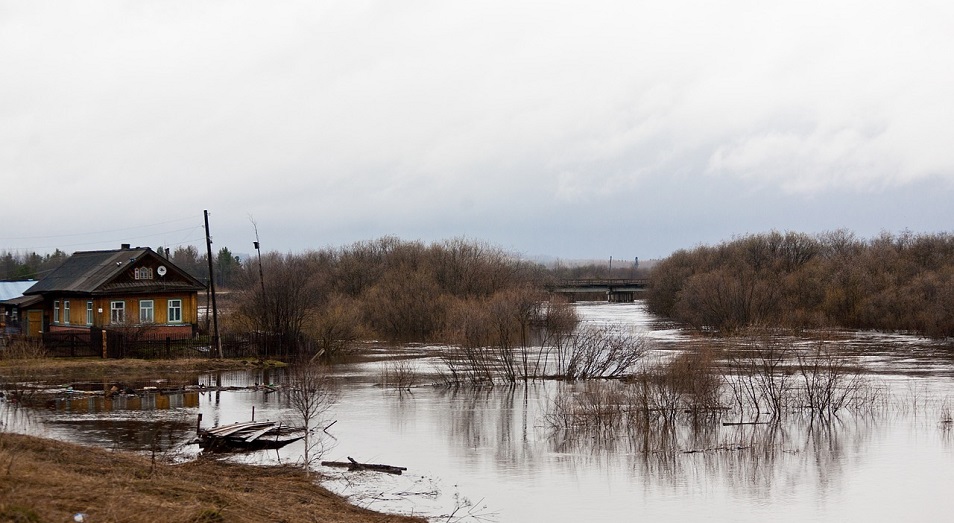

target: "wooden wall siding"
[109,295,196,326]
[42,293,198,328]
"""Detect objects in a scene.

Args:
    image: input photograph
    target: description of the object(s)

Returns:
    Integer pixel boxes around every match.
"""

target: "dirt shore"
[0,432,426,523]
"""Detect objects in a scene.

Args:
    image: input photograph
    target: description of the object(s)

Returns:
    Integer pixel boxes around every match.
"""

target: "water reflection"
[47,391,200,413]
[0,401,38,435]
[45,416,194,453]
[437,386,547,471]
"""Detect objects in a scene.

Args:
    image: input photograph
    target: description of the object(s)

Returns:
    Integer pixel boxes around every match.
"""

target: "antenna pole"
[204,210,223,359]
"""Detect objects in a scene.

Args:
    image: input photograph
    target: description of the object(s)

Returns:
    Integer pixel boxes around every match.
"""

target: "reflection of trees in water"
[395,358,947,501]
[434,385,550,470]
[544,382,884,497]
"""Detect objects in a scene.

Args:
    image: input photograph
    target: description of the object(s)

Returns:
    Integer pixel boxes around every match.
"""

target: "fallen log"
[320,457,407,475]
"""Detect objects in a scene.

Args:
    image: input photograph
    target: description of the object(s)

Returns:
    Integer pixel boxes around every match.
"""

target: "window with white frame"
[110,301,125,324]
[139,300,154,324]
[86,301,94,325]
[53,301,60,324]
[63,300,70,324]
[168,299,182,323]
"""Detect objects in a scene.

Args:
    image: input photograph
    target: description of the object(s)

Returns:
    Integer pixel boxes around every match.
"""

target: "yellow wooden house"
[22,245,205,338]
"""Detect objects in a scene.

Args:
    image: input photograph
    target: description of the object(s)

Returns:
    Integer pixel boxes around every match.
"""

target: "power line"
[4,227,206,252]
[0,217,200,242]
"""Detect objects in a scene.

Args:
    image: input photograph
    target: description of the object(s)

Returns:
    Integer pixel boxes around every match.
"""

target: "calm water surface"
[5,302,954,522]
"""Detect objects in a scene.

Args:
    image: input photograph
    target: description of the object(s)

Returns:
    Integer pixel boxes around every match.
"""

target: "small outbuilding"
[0,280,38,334]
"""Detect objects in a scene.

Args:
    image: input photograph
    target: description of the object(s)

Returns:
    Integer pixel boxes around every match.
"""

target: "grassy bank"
[0,432,426,523]
[0,356,278,381]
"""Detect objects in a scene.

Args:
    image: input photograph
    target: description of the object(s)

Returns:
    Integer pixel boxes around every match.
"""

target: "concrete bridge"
[549,278,649,302]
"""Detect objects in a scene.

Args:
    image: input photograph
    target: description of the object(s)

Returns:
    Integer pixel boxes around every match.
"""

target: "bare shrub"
[723,333,796,418]
[381,358,418,390]
[629,368,683,418]
[439,290,579,384]
[795,343,867,416]
[437,345,497,386]
[556,324,649,380]
[439,300,496,385]
[626,347,723,421]
[658,348,723,410]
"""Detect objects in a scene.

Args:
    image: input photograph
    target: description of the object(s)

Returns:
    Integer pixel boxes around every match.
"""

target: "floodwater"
[4,302,954,522]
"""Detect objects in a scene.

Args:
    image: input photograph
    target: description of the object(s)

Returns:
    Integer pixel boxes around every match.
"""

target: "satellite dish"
[157,266,167,277]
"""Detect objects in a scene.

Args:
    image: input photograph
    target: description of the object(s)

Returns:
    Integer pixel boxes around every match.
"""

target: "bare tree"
[283,360,337,475]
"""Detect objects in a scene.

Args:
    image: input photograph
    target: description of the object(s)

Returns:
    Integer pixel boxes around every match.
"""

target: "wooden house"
[22,245,206,338]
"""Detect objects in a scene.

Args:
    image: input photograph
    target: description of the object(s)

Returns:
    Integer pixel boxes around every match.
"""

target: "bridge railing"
[554,278,650,288]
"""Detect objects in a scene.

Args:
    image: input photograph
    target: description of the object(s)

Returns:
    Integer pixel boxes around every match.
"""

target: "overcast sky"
[3,1,953,262]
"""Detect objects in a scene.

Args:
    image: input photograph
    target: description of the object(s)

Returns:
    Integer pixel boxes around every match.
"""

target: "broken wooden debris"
[195,420,302,452]
[320,457,407,475]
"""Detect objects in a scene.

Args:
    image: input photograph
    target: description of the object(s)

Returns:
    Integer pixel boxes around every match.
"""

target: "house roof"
[0,280,37,301]
[24,247,205,296]
[1,294,42,308]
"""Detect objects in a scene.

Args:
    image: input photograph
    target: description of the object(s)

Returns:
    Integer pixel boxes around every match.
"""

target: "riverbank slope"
[0,432,426,523]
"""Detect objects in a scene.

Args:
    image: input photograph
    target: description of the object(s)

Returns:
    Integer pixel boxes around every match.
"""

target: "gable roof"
[25,247,205,296]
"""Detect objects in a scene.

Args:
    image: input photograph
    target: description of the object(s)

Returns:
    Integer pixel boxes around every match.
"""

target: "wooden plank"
[205,421,274,437]
[243,423,280,442]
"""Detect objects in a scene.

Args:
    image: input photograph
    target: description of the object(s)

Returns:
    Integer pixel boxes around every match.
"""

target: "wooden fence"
[23,328,307,360]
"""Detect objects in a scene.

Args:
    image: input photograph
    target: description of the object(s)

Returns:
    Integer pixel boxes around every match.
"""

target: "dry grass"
[0,339,48,360]
[0,357,277,381]
[0,433,425,523]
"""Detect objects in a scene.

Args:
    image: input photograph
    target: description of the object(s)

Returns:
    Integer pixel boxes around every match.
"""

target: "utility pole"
[253,220,268,358]
[204,210,223,359]
[254,239,265,317]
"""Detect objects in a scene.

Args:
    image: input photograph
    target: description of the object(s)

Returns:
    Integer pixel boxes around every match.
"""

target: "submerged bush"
[555,325,650,380]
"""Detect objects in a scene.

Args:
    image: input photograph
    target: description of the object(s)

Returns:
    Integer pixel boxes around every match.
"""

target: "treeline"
[0,246,242,288]
[0,250,70,281]
[225,237,576,357]
[646,230,954,337]
[161,245,242,288]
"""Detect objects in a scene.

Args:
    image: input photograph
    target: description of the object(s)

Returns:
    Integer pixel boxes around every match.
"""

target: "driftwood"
[321,457,407,475]
[722,421,770,426]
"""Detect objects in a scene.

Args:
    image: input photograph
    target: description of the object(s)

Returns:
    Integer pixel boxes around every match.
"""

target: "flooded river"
[4,302,954,522]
